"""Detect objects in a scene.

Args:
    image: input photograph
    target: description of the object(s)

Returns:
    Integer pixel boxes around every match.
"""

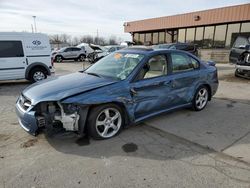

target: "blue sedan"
[16,47,218,139]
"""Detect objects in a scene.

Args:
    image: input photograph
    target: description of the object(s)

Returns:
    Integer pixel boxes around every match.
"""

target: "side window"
[190,57,200,69]
[143,55,167,79]
[0,41,24,58]
[233,37,249,48]
[72,48,80,51]
[64,48,71,52]
[171,53,195,73]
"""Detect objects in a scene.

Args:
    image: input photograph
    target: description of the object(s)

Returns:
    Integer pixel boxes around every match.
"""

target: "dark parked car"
[229,36,250,78]
[154,43,198,56]
[16,47,218,139]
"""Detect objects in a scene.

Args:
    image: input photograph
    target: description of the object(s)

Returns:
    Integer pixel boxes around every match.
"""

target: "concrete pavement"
[1,62,250,188]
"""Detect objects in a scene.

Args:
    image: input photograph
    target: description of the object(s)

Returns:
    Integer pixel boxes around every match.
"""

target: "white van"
[0,32,54,82]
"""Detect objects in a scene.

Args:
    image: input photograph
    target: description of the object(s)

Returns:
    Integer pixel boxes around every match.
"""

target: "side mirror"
[143,63,150,72]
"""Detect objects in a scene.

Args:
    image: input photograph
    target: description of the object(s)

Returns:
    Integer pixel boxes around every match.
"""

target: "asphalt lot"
[0,61,250,188]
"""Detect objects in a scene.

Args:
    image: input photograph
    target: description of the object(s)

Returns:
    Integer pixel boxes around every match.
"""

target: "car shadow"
[42,121,212,162]
[42,98,250,164]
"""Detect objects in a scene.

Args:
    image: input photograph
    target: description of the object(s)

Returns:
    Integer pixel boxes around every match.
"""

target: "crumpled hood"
[23,72,117,105]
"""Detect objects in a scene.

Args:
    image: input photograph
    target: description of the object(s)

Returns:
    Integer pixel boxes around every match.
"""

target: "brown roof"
[124,3,250,33]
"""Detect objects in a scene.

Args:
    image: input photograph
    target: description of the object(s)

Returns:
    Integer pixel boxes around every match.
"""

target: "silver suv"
[52,47,86,63]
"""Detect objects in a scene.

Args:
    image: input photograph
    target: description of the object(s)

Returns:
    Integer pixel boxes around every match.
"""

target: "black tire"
[235,69,240,77]
[55,55,63,63]
[192,86,209,111]
[78,54,86,62]
[29,68,47,82]
[87,104,124,140]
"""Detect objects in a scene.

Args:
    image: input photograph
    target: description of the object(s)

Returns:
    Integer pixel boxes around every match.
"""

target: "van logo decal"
[32,40,41,46]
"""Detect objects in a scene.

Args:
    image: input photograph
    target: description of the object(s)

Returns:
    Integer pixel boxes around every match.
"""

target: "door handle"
[130,88,138,96]
[163,80,175,88]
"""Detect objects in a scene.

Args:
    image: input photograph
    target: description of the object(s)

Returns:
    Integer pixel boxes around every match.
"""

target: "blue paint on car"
[16,47,218,139]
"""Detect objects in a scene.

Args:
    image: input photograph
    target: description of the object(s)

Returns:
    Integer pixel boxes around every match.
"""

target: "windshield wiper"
[85,72,101,78]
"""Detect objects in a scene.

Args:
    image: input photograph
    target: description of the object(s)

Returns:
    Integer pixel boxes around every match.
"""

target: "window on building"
[213,25,227,48]
[186,28,195,43]
[225,23,240,48]
[178,29,186,42]
[145,33,152,44]
[153,33,159,44]
[134,33,139,43]
[203,26,215,48]
[195,27,204,48]
[165,31,172,43]
[241,22,250,33]
[159,32,165,44]
[139,34,145,44]
[0,41,24,58]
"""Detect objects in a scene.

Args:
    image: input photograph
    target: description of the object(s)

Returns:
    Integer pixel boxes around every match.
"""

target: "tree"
[108,35,118,45]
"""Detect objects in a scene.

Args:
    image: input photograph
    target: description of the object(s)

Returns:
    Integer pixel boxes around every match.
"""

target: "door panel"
[131,76,174,119]
[170,52,200,104]
[130,54,174,119]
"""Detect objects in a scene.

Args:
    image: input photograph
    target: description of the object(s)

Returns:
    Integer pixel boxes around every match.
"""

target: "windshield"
[59,47,67,52]
[85,52,144,80]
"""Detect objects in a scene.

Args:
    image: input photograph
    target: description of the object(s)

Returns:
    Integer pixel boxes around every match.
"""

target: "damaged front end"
[235,53,250,79]
[16,94,87,136]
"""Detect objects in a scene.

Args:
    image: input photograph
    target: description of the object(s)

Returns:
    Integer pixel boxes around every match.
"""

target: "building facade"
[124,4,250,62]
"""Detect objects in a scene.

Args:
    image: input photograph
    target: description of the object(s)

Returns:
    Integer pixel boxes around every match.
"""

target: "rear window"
[0,41,24,58]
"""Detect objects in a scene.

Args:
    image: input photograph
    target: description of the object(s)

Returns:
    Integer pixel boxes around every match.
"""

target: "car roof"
[119,46,199,59]
[119,46,171,55]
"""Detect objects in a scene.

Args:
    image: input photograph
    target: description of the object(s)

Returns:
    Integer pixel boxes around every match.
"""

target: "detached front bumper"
[15,99,38,136]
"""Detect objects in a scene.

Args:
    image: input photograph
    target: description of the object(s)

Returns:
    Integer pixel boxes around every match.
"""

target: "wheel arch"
[78,101,131,136]
[196,83,212,101]
[88,101,131,126]
[25,62,51,80]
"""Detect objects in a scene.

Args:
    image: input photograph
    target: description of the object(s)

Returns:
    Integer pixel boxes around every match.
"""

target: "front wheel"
[192,86,209,111]
[87,104,124,139]
[29,68,47,82]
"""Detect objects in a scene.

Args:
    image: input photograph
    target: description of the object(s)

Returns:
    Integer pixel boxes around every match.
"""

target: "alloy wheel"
[95,108,122,138]
[33,71,45,82]
[195,88,208,110]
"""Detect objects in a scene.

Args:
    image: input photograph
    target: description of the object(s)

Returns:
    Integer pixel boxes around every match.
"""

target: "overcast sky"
[0,0,249,41]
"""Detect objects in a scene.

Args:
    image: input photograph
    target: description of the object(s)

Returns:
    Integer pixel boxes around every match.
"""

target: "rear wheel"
[55,55,63,63]
[29,68,47,82]
[87,104,123,139]
[78,54,86,62]
[192,86,209,111]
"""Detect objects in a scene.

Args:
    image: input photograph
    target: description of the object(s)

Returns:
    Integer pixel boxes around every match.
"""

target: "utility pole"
[96,29,99,45]
[31,24,34,33]
[32,16,37,33]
